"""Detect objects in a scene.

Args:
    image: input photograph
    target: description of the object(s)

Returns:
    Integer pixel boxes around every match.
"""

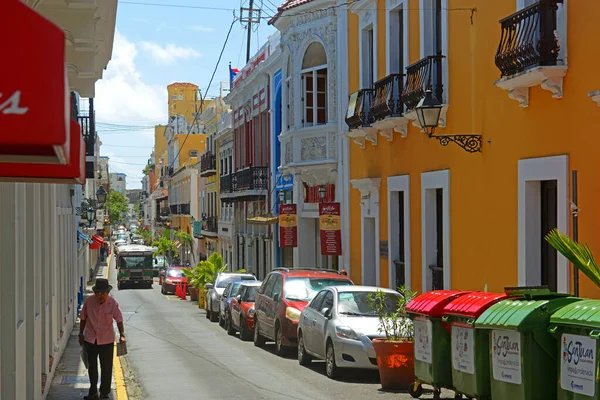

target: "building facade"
[216,109,235,267]
[109,172,126,196]
[271,0,350,272]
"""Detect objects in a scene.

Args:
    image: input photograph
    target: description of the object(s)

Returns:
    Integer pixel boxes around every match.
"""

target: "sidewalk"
[47,257,127,400]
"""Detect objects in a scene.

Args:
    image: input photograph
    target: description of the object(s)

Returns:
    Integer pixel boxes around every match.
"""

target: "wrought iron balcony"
[345,89,375,130]
[220,174,233,193]
[401,54,445,111]
[159,207,170,216]
[78,115,95,157]
[371,74,404,121]
[234,166,268,192]
[202,216,218,234]
[495,0,562,78]
[200,152,217,177]
[169,203,190,215]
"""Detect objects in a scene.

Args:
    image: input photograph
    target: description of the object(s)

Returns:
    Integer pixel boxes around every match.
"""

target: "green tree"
[152,236,178,263]
[135,228,153,246]
[175,231,195,264]
[106,190,128,226]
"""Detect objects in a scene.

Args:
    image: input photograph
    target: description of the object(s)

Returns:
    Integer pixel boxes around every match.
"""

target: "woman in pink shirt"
[79,278,126,400]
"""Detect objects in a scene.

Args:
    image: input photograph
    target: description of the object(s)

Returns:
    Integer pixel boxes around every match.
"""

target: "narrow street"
[107,259,454,400]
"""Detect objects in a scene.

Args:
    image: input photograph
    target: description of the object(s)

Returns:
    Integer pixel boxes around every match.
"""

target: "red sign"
[319,203,342,256]
[279,204,297,247]
[0,0,70,164]
[0,119,85,184]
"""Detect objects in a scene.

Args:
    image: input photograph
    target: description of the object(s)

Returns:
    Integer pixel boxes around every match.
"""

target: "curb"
[105,254,129,400]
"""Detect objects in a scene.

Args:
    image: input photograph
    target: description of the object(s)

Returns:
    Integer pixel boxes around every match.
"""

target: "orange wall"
[348,0,600,297]
[175,133,206,165]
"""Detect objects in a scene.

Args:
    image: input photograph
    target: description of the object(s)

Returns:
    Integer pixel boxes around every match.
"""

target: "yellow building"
[346,0,600,298]
[168,82,203,125]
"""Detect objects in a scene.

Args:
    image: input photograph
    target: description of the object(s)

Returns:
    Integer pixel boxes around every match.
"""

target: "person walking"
[79,278,126,399]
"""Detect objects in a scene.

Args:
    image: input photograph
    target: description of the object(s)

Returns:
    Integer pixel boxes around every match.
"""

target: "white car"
[297,286,401,379]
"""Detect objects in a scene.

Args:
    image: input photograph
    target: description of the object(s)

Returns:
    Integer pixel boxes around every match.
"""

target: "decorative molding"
[351,177,381,198]
[588,90,600,106]
[495,66,568,107]
[372,117,409,140]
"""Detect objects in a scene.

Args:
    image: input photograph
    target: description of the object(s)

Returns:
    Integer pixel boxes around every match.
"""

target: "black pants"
[84,341,114,395]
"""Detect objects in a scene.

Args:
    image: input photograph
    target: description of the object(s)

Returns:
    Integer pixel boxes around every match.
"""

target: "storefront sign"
[560,333,597,397]
[452,323,475,374]
[491,330,522,384]
[1,0,70,165]
[279,204,297,247]
[319,203,342,256]
[414,317,433,363]
[0,119,85,184]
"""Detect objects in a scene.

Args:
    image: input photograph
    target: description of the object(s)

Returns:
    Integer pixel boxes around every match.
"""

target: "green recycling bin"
[442,292,508,400]
[406,290,471,398]
[474,287,581,400]
[549,299,600,400]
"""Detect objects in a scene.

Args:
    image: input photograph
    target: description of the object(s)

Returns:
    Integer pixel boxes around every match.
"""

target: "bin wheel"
[433,389,441,400]
[408,382,423,398]
[454,395,464,400]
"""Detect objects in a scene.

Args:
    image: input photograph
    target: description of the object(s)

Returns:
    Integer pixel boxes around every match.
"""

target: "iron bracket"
[431,134,483,153]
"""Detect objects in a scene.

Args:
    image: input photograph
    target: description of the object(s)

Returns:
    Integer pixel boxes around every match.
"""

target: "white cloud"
[95,30,166,132]
[188,25,215,33]
[139,42,201,65]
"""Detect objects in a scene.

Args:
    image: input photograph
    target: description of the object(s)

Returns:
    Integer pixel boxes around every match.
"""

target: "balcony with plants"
[494,0,566,107]
[345,89,377,148]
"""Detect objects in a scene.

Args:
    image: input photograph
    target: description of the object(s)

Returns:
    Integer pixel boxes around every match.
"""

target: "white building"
[216,109,235,266]
[109,172,127,196]
[0,1,117,399]
[271,0,350,272]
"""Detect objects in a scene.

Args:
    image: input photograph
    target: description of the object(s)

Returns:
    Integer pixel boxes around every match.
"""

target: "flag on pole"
[229,64,240,87]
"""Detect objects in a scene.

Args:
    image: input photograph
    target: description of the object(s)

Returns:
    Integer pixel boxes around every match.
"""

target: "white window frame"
[387,175,411,290]
[386,0,410,76]
[301,65,328,127]
[518,155,569,293]
[350,0,378,88]
[421,169,450,292]
[419,0,449,104]
[351,178,381,286]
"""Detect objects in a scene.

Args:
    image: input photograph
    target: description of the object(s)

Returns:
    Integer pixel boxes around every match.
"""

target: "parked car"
[205,272,257,322]
[218,280,245,327]
[161,265,189,295]
[227,281,262,340]
[253,268,354,356]
[297,286,400,378]
[153,256,169,277]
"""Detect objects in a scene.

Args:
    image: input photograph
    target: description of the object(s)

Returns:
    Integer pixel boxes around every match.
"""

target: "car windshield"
[216,275,254,288]
[229,283,242,297]
[284,278,353,302]
[118,256,152,269]
[337,291,400,316]
[243,286,259,302]
[167,269,185,278]
[117,234,127,240]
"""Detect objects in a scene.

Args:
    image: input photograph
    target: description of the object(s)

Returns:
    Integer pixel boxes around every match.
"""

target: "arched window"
[300,42,328,127]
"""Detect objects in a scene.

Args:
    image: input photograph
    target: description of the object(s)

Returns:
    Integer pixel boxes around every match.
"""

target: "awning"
[92,235,104,245]
[77,231,92,244]
[247,214,279,225]
[89,241,101,250]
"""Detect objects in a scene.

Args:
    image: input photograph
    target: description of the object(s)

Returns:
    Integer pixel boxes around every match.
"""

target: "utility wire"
[120,1,236,11]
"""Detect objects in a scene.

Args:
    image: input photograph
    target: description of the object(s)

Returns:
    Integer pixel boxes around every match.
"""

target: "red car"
[161,266,189,295]
[226,281,262,340]
[253,268,353,356]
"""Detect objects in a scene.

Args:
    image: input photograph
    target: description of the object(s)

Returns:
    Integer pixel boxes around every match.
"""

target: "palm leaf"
[545,229,600,288]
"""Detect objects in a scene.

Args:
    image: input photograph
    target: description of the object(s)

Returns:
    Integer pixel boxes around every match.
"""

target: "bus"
[115,244,155,290]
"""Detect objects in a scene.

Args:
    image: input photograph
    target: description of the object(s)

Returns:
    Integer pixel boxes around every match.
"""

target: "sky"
[95,0,278,189]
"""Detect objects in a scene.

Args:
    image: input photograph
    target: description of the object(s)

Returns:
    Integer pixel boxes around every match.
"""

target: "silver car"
[297,286,401,379]
[205,272,256,322]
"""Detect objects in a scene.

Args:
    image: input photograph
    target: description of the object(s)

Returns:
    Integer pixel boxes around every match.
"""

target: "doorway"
[540,180,558,292]
[363,217,377,285]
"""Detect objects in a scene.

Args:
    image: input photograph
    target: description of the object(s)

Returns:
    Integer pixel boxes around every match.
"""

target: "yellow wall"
[175,134,206,165]
[167,82,202,125]
[348,0,600,298]
[154,125,167,165]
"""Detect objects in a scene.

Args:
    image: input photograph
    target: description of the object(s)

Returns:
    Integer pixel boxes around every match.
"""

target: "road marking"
[105,254,113,279]
[106,253,128,400]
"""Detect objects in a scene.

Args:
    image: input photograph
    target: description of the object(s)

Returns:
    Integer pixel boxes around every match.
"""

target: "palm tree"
[545,229,600,288]
[175,231,195,264]
[152,236,178,263]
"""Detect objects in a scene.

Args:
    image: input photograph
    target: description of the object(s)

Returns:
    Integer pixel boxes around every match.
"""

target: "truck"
[115,244,155,290]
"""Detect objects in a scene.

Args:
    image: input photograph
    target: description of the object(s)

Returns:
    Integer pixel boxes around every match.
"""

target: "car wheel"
[219,311,225,327]
[209,302,219,322]
[239,316,251,341]
[226,313,236,336]
[275,322,287,357]
[253,319,265,347]
[325,341,340,379]
[205,305,210,319]
[298,332,312,366]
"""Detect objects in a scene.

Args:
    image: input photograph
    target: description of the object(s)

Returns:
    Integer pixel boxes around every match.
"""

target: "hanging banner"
[319,203,342,255]
[279,204,297,247]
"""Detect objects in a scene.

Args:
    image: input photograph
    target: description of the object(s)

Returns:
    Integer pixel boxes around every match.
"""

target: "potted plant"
[368,286,417,391]
[183,265,206,302]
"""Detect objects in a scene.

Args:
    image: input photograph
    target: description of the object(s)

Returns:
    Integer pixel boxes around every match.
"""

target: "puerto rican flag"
[229,65,240,86]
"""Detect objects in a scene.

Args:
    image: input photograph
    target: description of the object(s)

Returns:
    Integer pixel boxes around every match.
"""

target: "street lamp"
[318,185,326,203]
[278,191,285,205]
[96,185,107,205]
[415,89,443,137]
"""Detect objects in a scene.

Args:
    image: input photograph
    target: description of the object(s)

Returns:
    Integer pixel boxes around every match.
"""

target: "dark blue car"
[219,280,246,327]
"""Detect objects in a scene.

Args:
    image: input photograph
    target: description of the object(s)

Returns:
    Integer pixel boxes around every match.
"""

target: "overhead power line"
[119,1,236,11]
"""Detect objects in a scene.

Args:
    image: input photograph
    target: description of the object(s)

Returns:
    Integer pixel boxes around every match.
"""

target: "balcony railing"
[200,152,216,176]
[202,216,218,233]
[401,54,445,110]
[160,207,169,216]
[234,166,268,191]
[220,174,233,193]
[193,221,203,238]
[345,89,375,130]
[78,115,95,157]
[495,0,562,78]
[371,74,404,121]
[169,203,190,215]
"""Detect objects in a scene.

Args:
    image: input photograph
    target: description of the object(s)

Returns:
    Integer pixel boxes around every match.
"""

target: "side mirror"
[322,308,332,319]
[154,258,158,265]
[236,295,242,302]
[272,292,281,302]
[205,283,214,289]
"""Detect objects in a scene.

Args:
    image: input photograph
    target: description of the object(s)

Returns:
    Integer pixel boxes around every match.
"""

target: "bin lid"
[406,290,470,317]
[549,299,600,330]
[475,297,581,332]
[443,292,508,318]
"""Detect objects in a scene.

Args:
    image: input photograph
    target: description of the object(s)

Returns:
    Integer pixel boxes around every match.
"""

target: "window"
[321,291,334,312]
[189,150,198,157]
[309,290,328,310]
[178,94,184,100]
[301,42,328,127]
[171,95,177,100]
[362,27,375,88]
[388,6,406,75]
